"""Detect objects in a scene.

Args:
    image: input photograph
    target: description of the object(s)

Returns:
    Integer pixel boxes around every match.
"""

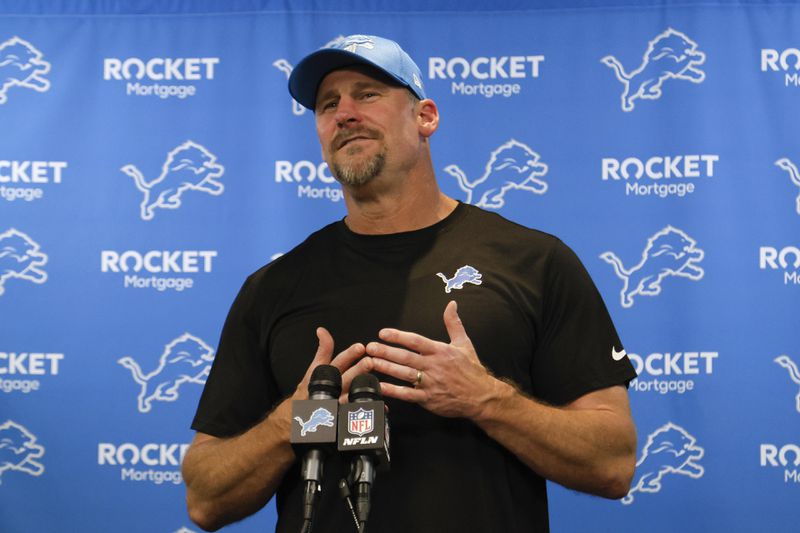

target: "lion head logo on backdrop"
[602,28,706,112]
[121,141,225,221]
[444,140,549,209]
[0,228,48,296]
[0,420,45,484]
[0,36,51,104]
[601,226,704,308]
[117,333,216,413]
[622,422,704,504]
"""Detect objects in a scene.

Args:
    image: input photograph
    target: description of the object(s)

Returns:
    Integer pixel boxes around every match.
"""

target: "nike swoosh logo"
[612,347,627,361]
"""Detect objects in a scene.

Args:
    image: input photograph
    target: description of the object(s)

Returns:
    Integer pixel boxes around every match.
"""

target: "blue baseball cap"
[288,34,426,110]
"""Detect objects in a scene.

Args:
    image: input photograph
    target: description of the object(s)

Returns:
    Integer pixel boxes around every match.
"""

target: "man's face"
[314,67,419,187]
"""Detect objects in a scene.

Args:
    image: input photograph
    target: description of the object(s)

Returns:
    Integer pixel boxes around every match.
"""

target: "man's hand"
[365,300,499,419]
[184,327,373,531]
[295,327,372,402]
[363,302,636,499]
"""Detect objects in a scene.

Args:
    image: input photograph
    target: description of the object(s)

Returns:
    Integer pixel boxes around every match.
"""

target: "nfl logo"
[348,408,374,436]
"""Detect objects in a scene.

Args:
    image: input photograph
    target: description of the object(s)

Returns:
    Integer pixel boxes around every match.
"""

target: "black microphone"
[290,364,342,532]
[338,373,390,532]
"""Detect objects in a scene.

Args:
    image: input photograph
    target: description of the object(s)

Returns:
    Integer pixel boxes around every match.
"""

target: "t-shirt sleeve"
[531,239,637,406]
[191,274,280,437]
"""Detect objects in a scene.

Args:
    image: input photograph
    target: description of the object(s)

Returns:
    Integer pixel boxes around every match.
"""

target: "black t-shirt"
[192,203,636,533]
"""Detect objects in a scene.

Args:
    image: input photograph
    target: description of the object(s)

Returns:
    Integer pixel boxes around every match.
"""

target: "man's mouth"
[337,136,373,150]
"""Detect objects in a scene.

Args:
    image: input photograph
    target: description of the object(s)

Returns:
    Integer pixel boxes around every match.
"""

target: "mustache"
[332,127,383,151]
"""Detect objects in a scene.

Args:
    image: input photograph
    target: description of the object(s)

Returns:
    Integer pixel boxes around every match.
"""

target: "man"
[183,35,637,532]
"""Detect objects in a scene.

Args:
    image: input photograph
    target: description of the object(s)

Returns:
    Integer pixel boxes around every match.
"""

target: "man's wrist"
[470,375,518,426]
[257,397,296,459]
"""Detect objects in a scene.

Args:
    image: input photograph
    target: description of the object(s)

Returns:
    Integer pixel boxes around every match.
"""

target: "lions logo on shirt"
[436,265,483,293]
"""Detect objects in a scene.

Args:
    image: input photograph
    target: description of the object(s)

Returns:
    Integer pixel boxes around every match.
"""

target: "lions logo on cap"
[339,35,375,53]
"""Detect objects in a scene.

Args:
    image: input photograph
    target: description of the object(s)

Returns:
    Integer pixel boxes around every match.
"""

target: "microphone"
[338,374,390,532]
[290,364,342,532]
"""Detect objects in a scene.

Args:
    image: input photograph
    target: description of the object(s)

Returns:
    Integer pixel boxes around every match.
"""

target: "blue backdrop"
[1,1,798,532]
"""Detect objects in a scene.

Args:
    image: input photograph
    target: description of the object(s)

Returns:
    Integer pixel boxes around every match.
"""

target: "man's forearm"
[183,399,296,531]
[472,380,637,499]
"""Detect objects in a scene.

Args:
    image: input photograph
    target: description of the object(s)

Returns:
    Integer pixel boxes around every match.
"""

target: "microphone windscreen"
[309,364,342,397]
[349,373,381,402]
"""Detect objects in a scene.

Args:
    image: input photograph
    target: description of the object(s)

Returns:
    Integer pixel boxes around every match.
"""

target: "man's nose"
[334,97,361,127]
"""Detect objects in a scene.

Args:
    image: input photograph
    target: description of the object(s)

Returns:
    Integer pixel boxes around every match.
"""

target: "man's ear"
[416,99,439,138]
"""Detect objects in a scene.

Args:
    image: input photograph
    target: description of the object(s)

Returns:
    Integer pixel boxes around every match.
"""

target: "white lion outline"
[775,355,800,413]
[0,36,51,105]
[0,420,45,484]
[117,333,215,413]
[273,58,307,116]
[602,28,706,112]
[622,422,704,505]
[600,225,704,308]
[121,141,225,221]
[775,158,800,215]
[0,228,48,296]
[444,139,549,209]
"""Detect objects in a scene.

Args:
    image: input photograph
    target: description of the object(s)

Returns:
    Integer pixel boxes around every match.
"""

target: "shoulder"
[459,204,568,256]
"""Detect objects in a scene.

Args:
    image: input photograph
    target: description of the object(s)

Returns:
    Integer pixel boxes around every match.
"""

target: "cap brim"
[288,48,411,111]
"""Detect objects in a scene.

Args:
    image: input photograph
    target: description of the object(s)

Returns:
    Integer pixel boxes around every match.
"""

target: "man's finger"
[377,328,437,354]
[312,327,334,366]
[443,300,469,346]
[295,327,335,396]
[366,341,425,369]
[340,356,375,399]
[369,356,420,385]
[331,341,367,372]
[379,381,426,403]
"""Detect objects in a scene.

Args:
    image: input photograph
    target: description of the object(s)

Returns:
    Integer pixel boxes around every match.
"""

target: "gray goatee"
[331,145,386,187]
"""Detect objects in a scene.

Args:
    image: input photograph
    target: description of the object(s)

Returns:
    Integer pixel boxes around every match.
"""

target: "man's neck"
[342,175,458,235]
